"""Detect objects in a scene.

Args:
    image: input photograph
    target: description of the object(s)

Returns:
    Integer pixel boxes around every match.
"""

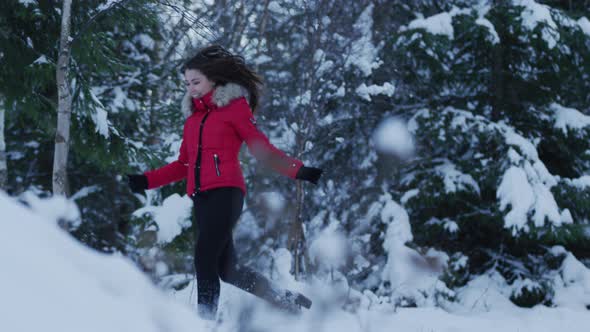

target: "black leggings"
[192,186,276,319]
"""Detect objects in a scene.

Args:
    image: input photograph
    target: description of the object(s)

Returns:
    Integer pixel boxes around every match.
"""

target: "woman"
[127,45,322,320]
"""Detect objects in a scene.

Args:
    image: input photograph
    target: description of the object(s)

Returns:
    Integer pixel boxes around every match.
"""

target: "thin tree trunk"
[53,0,73,197]
[253,0,270,73]
[287,1,328,280]
[288,180,310,280]
[0,99,6,190]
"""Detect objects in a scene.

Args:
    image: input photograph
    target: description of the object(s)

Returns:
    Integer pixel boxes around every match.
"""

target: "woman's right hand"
[295,166,323,185]
[127,174,148,193]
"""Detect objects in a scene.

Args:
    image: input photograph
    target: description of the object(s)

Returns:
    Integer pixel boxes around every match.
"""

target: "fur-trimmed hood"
[181,82,249,118]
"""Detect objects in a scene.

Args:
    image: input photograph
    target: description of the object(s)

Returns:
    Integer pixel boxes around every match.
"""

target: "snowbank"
[2,189,590,332]
[132,192,193,243]
[0,190,206,332]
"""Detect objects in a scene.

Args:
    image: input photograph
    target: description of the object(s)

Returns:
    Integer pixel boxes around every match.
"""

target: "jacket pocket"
[213,154,221,176]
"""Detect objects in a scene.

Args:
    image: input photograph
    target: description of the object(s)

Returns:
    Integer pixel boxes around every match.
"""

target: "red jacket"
[143,83,304,196]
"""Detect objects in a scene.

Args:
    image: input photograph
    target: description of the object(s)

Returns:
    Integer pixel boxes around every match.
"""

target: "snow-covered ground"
[2,190,589,332]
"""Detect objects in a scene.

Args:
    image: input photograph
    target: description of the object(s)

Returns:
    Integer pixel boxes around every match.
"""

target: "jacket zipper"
[213,154,221,176]
[193,110,212,196]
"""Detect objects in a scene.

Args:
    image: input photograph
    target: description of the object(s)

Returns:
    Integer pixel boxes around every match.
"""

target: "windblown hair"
[182,44,263,112]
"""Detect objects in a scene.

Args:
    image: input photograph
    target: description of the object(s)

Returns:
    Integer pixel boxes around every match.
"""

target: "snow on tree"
[388,0,590,307]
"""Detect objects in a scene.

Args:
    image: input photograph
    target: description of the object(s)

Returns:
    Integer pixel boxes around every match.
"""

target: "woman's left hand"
[295,166,323,185]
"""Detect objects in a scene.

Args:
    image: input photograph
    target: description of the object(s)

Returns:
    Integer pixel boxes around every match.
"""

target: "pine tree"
[388,0,590,306]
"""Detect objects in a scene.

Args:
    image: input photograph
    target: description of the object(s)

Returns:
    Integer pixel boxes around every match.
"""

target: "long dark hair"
[182,45,263,112]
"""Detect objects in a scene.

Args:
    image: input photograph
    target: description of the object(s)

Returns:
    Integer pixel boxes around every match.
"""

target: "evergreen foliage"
[388,0,590,306]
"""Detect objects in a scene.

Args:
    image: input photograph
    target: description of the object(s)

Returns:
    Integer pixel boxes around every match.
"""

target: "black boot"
[268,289,312,314]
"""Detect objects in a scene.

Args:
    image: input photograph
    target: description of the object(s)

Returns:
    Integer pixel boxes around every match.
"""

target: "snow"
[497,166,535,232]
[87,89,111,138]
[70,185,100,201]
[409,107,568,233]
[355,82,395,101]
[162,133,182,163]
[502,125,540,160]
[427,217,460,234]
[551,103,590,135]
[400,4,500,46]
[319,113,334,126]
[407,12,455,39]
[345,4,382,77]
[497,164,571,233]
[32,55,49,65]
[272,248,297,284]
[309,222,348,271]
[253,54,272,65]
[2,189,590,331]
[358,149,378,169]
[134,33,155,50]
[435,160,481,195]
[18,190,81,230]
[443,219,459,233]
[560,208,573,224]
[260,191,286,213]
[18,0,36,6]
[24,141,38,149]
[553,251,590,309]
[515,0,560,48]
[476,17,500,44]
[563,175,590,189]
[407,108,430,133]
[313,49,335,78]
[96,0,123,12]
[474,3,500,44]
[377,192,447,297]
[333,84,346,97]
[530,182,567,227]
[294,90,311,105]
[400,188,419,205]
[453,270,519,312]
[111,86,137,111]
[132,193,193,244]
[578,17,590,36]
[0,190,207,332]
[91,107,110,138]
[373,117,415,159]
[497,127,566,232]
[380,193,412,244]
[233,207,263,241]
[268,1,289,15]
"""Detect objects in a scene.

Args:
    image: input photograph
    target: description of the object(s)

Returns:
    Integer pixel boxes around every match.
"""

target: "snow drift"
[0,190,206,332]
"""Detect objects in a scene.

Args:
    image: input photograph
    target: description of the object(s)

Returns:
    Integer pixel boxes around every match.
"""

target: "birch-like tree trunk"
[53,0,73,196]
[0,99,6,190]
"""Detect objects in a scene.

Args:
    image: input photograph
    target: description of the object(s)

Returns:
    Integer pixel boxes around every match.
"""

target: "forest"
[1,0,589,331]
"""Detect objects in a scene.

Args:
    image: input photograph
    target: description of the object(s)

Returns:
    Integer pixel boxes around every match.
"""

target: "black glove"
[295,166,323,185]
[127,174,148,193]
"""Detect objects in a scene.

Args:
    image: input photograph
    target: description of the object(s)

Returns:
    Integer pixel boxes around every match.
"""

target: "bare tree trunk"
[0,98,6,190]
[288,181,310,280]
[53,0,73,197]
[253,0,270,73]
[287,1,329,280]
